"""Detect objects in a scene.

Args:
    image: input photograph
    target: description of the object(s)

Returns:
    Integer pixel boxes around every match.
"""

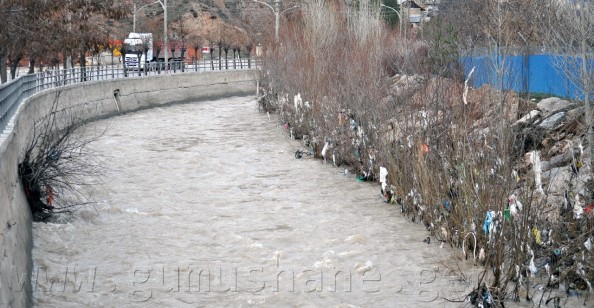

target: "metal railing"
[0,74,37,135]
[1,58,260,135]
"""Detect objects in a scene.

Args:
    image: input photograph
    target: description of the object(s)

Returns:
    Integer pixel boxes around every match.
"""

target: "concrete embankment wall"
[0,70,255,307]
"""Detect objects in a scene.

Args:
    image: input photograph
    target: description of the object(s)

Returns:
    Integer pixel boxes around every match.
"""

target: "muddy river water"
[31,97,475,307]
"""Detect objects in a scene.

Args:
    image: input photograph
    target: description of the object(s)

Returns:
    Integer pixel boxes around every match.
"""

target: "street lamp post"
[381,4,402,38]
[133,1,158,33]
[160,0,168,73]
[132,1,168,72]
[252,0,298,42]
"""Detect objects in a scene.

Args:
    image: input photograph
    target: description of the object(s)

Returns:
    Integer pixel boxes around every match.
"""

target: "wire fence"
[1,58,260,135]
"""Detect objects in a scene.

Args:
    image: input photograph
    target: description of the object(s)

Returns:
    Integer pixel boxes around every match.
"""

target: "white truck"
[123,33,154,70]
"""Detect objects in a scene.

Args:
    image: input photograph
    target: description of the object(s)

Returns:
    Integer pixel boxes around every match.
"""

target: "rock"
[545,139,572,158]
[566,107,584,120]
[537,97,571,116]
[519,112,568,152]
[545,195,565,207]
[543,166,573,193]
[541,137,555,149]
[550,130,569,142]
[576,171,592,200]
[543,195,564,220]
[561,140,574,153]
[514,110,540,126]
[537,112,566,130]
[541,151,573,172]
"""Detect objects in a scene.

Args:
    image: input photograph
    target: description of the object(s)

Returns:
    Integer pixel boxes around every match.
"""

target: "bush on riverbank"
[18,92,105,221]
[256,1,593,306]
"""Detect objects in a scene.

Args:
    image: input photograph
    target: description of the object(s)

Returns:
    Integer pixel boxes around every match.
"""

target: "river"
[31,96,473,307]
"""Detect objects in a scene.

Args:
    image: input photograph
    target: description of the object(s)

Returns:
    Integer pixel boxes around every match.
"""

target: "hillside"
[112,0,292,47]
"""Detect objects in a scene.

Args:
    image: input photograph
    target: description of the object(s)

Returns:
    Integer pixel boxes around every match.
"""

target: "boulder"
[543,195,564,219]
[520,111,572,152]
[575,171,592,200]
[544,139,572,158]
[537,97,571,116]
[543,166,573,193]
[541,150,573,172]
[566,106,584,120]
[537,112,566,130]
[514,110,540,126]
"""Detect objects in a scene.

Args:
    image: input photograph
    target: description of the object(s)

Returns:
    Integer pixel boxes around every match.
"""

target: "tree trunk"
[194,47,199,72]
[63,52,67,70]
[51,53,59,69]
[28,59,36,74]
[218,46,222,70]
[245,45,252,69]
[239,50,243,69]
[582,39,593,181]
[0,48,7,83]
[181,49,186,72]
[122,51,128,77]
[137,53,142,76]
[224,48,229,70]
[210,49,215,70]
[9,54,22,80]
[62,53,67,84]
[233,49,236,69]
[143,50,148,76]
[171,48,176,72]
[80,50,87,82]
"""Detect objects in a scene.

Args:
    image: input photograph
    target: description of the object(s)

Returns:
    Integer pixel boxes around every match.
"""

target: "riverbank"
[257,74,594,306]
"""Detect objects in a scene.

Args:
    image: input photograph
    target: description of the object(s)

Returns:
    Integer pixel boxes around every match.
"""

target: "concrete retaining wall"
[0,70,255,307]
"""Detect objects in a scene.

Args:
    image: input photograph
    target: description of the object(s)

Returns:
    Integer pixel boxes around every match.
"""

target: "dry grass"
[257,0,594,305]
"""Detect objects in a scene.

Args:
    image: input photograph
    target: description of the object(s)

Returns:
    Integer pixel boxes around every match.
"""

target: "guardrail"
[0,74,37,135]
[1,58,260,135]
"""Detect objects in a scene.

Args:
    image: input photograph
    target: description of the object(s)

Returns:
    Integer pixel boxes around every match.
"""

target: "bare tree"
[0,0,127,83]
[546,0,594,177]
[255,1,593,305]
[189,35,203,71]
[175,19,189,72]
[19,92,106,221]
[146,16,164,60]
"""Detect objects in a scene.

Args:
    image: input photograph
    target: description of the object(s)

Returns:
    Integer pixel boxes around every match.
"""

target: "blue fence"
[461,54,592,100]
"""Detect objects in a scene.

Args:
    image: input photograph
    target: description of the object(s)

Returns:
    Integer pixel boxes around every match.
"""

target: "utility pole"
[133,1,162,33]
[156,0,168,72]
[381,4,402,38]
[252,0,298,42]
[67,0,72,70]
[274,0,280,42]
[164,0,168,72]
[132,1,167,71]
